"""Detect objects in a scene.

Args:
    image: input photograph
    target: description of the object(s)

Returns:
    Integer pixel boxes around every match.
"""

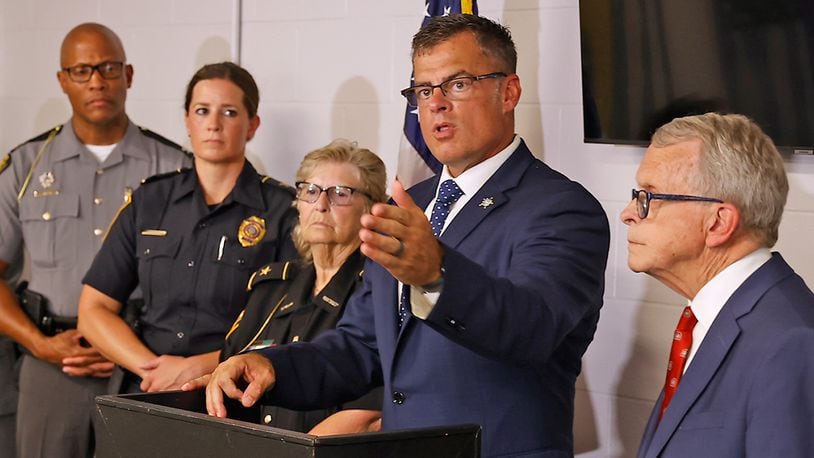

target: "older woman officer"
[77,62,297,392]
[219,139,386,434]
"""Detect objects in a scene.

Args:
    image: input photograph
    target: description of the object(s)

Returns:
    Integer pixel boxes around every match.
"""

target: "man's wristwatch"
[418,269,445,293]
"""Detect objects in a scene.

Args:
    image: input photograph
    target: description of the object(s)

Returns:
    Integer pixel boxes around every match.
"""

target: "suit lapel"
[644,254,793,457]
[440,142,534,248]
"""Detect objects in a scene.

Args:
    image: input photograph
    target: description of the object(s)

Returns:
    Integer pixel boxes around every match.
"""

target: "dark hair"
[411,14,517,73]
[184,62,259,118]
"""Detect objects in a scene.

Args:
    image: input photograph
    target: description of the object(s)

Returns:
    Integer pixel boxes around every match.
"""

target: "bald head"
[60,23,126,68]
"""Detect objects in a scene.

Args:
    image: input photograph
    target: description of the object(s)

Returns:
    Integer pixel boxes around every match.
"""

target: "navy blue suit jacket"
[261,142,610,457]
[637,253,814,457]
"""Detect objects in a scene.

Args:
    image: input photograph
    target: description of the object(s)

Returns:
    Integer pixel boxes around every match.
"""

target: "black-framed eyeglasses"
[400,72,507,107]
[632,189,724,219]
[61,61,126,83]
[295,182,372,206]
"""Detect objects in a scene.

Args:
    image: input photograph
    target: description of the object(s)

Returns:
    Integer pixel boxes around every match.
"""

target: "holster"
[107,298,144,394]
[14,281,76,336]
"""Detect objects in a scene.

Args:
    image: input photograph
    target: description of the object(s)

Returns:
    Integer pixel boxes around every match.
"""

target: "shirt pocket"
[212,238,276,319]
[19,193,79,269]
[136,234,181,306]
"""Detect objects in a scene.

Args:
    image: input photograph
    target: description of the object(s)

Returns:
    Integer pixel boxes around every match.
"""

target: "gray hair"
[652,113,788,247]
[292,139,387,261]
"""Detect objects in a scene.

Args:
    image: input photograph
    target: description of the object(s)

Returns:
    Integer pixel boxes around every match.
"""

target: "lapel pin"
[479,197,494,208]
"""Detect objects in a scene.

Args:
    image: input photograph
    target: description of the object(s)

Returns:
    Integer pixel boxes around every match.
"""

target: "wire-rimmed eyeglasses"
[295,182,372,206]
[400,72,507,107]
[631,189,723,219]
[61,61,126,83]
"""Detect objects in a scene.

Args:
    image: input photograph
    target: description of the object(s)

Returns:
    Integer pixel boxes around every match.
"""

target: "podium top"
[95,390,481,457]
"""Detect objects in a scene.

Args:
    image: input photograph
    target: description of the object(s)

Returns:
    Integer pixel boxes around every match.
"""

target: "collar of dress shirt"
[684,247,772,371]
[425,135,521,221]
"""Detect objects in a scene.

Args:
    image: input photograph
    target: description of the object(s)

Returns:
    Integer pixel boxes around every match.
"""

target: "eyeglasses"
[631,189,723,219]
[295,182,372,206]
[400,72,507,107]
[61,61,126,83]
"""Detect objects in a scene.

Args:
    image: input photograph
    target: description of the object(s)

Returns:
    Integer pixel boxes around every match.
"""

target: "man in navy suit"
[186,14,610,457]
[623,113,814,457]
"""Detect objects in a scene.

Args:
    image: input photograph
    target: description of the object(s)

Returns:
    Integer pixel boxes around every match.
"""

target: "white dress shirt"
[684,247,772,372]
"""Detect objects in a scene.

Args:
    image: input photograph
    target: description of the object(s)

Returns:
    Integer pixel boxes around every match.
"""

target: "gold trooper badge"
[238,216,266,247]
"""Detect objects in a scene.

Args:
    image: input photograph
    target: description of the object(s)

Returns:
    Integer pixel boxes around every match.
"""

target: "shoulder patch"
[141,168,185,185]
[261,175,296,195]
[137,126,189,153]
[0,153,10,175]
[247,261,297,291]
[9,125,63,154]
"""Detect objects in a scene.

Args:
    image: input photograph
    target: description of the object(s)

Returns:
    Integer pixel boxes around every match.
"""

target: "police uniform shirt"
[0,120,191,317]
[82,160,298,357]
[221,248,381,432]
[222,248,366,359]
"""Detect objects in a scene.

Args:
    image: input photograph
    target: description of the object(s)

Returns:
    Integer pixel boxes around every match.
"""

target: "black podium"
[95,390,481,457]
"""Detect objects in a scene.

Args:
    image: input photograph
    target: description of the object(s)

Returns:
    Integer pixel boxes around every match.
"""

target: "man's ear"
[57,71,69,95]
[706,203,740,247]
[125,64,134,89]
[502,74,521,113]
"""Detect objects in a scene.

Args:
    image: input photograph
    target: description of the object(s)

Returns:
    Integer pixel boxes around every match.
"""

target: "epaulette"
[140,168,186,185]
[246,261,297,291]
[0,153,10,175]
[9,125,63,153]
[137,126,191,155]
[260,175,296,196]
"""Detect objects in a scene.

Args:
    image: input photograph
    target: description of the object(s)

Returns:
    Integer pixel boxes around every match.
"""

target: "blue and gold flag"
[397,0,478,188]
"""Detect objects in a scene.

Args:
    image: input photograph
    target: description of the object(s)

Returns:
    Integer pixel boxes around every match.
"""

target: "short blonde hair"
[292,139,387,261]
[652,113,788,247]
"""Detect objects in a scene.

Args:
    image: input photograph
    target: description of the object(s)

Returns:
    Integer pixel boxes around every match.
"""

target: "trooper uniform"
[82,161,297,376]
[221,248,381,432]
[0,120,191,458]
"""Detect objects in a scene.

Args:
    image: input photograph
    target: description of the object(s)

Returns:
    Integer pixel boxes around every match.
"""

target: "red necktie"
[659,306,697,421]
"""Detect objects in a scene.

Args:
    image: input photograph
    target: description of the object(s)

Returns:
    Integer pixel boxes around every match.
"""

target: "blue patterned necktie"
[429,179,464,236]
[399,179,464,328]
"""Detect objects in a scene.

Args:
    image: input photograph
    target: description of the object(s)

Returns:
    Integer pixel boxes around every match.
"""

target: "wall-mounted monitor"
[579,0,814,155]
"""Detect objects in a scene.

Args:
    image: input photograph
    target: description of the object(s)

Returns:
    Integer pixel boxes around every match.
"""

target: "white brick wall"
[1,1,812,456]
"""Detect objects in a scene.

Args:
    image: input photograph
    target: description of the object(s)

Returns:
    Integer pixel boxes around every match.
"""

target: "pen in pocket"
[217,235,227,261]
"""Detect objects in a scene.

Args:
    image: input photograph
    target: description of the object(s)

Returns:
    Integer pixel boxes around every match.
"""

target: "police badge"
[237,216,266,247]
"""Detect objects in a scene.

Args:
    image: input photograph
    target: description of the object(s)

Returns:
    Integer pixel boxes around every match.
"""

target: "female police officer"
[77,62,297,392]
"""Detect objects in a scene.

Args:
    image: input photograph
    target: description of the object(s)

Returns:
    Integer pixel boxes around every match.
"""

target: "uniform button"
[94,197,103,205]
[42,212,52,221]
[93,228,103,236]
[96,169,104,175]
[392,391,406,405]
[237,258,245,265]
[177,332,184,339]
[143,248,151,256]
[187,260,195,267]
[198,222,207,229]
[263,414,272,424]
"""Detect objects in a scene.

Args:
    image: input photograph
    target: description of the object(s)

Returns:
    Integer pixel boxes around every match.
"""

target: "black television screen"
[579,0,814,154]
